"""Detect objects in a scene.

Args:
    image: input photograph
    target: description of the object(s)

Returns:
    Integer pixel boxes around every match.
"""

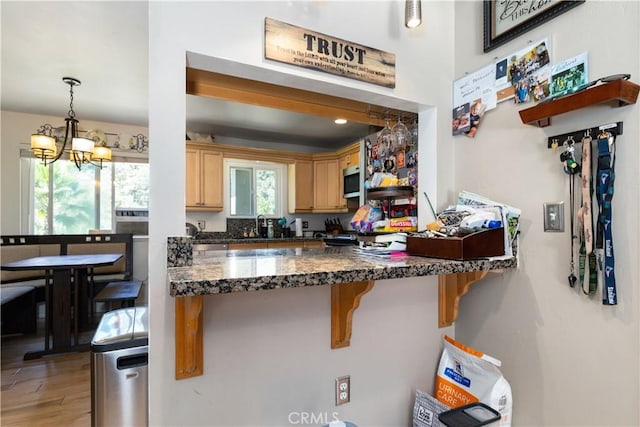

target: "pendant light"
[405,0,422,28]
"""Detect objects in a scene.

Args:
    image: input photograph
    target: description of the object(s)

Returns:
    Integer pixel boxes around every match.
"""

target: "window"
[27,158,149,234]
[226,159,286,218]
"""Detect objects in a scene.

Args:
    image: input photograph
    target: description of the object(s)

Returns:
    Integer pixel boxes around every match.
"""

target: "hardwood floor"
[1,325,93,426]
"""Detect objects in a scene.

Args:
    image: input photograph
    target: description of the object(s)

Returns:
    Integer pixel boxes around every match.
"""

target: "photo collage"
[364,131,417,189]
[452,39,590,138]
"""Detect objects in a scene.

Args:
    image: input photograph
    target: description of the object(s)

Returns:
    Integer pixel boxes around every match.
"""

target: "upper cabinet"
[185,141,360,215]
[186,143,223,211]
[288,159,314,213]
[313,158,345,212]
[340,147,360,169]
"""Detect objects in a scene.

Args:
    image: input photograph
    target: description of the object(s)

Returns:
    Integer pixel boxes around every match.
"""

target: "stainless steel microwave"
[343,165,361,199]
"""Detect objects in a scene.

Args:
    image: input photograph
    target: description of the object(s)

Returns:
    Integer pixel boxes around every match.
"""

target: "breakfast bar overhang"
[167,246,517,379]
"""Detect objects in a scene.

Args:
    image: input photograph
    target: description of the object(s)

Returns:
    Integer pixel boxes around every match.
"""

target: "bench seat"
[1,286,37,335]
[1,286,35,305]
[94,280,142,311]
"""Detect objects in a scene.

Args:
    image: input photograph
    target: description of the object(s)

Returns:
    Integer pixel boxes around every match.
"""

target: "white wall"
[453,2,639,426]
[149,1,454,425]
[0,110,148,234]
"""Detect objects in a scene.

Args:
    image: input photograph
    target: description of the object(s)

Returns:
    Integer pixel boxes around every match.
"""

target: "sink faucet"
[256,215,266,237]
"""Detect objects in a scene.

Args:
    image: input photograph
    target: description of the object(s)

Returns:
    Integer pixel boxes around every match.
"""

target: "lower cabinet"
[303,240,326,248]
[227,243,268,250]
[228,240,325,250]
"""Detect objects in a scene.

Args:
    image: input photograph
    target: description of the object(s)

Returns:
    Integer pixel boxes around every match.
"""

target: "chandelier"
[30,77,111,170]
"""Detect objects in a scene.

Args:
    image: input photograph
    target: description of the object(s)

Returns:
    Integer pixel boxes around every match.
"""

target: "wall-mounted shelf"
[519,79,639,127]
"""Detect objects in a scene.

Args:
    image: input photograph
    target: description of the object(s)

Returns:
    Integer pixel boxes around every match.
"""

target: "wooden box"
[406,228,504,260]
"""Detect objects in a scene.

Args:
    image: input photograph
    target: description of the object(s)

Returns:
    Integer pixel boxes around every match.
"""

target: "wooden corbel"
[438,271,488,327]
[330,281,374,349]
[175,295,204,379]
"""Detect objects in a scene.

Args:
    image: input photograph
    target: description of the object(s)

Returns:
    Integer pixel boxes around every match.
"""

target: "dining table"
[1,253,123,360]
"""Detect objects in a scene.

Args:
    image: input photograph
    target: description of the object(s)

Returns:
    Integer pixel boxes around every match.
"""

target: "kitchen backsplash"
[190,216,354,239]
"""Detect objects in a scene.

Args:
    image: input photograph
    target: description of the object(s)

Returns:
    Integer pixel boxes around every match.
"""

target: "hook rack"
[547,122,623,148]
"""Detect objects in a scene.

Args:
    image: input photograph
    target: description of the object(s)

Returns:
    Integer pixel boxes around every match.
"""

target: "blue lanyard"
[596,135,616,305]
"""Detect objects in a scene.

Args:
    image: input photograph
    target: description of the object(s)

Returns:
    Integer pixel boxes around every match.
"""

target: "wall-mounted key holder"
[547,122,623,149]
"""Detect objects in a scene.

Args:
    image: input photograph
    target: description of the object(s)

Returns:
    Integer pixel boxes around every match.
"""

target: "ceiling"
[1,1,387,150]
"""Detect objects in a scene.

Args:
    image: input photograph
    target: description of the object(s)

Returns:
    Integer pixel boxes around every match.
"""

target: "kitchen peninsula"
[167,240,517,379]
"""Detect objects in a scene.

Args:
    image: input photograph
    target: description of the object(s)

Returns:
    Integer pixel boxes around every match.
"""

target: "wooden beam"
[438,271,489,328]
[186,68,417,128]
[175,295,204,379]
[331,281,374,348]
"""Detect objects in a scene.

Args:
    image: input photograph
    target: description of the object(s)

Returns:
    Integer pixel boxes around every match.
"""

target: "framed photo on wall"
[483,0,584,52]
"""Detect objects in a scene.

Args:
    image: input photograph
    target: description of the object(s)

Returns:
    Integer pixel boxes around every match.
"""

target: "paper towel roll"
[295,218,303,237]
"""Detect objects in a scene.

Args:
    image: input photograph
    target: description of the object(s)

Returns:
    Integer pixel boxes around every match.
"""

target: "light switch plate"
[543,202,564,232]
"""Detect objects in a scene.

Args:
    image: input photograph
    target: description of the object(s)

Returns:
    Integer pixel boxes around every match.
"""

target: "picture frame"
[483,0,584,53]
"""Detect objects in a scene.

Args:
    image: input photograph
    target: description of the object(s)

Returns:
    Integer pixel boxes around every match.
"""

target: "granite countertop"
[168,246,517,297]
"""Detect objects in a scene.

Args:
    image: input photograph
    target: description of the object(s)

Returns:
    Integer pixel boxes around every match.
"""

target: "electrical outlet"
[197,219,206,231]
[335,375,350,405]
[302,221,309,229]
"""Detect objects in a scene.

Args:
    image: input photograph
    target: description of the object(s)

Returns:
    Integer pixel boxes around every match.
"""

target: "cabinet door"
[201,151,223,209]
[326,158,342,209]
[288,160,313,213]
[304,240,326,248]
[228,242,268,250]
[341,150,360,168]
[268,241,303,248]
[314,159,343,212]
[185,148,201,208]
[349,150,360,167]
[186,147,223,211]
[313,160,331,210]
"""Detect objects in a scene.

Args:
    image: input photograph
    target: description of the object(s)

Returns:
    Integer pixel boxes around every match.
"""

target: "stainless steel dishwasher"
[91,306,148,427]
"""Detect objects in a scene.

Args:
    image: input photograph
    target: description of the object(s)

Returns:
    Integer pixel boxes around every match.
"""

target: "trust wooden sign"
[265,18,396,88]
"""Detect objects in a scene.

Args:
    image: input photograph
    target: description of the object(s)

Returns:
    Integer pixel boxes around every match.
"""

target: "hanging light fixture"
[30,77,111,170]
[405,0,422,28]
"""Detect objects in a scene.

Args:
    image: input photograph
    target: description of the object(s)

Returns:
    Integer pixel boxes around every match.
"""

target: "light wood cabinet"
[228,242,267,250]
[313,158,345,212]
[304,240,326,248]
[340,149,360,169]
[288,160,314,213]
[228,240,325,250]
[337,144,360,209]
[267,241,303,249]
[186,144,223,211]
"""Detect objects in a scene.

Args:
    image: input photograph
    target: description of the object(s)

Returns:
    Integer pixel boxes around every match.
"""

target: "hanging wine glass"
[392,115,411,150]
[377,117,393,158]
[408,118,418,148]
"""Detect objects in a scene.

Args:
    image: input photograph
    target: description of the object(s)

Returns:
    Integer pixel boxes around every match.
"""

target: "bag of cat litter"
[413,389,450,427]
[434,335,512,426]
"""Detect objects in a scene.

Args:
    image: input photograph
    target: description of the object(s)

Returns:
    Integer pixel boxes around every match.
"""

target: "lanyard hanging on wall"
[560,136,580,287]
[595,131,617,305]
[577,133,597,295]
